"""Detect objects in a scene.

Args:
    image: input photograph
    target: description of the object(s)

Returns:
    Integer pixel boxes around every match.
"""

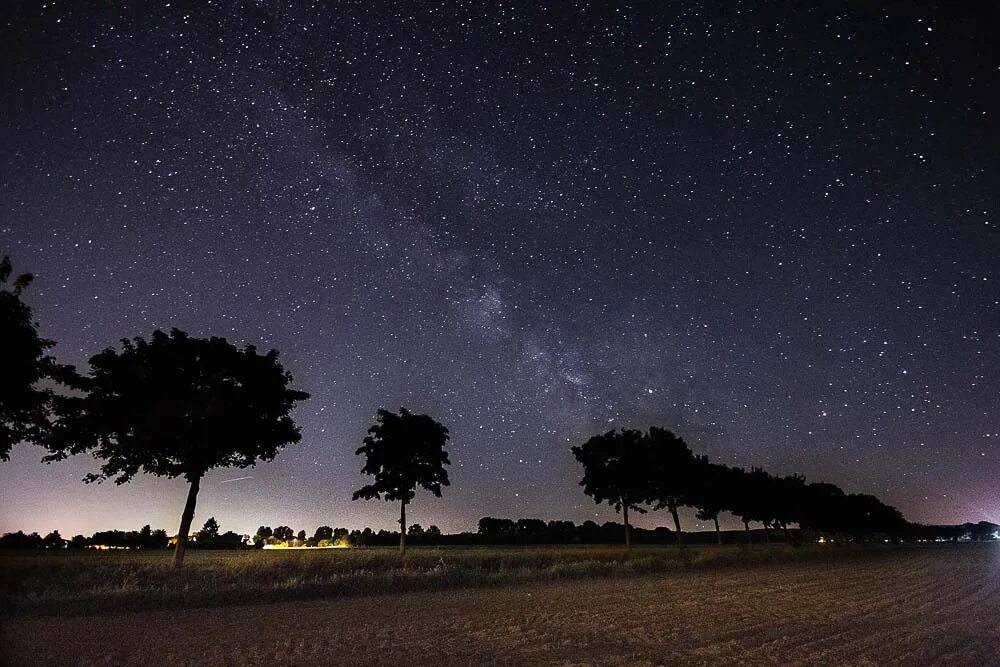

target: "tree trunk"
[173,474,201,568]
[743,518,751,544]
[669,501,683,545]
[714,516,722,544]
[622,504,631,550]
[782,523,790,543]
[763,521,771,543]
[399,500,407,556]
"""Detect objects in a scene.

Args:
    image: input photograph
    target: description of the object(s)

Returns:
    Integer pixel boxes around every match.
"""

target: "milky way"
[1,2,997,536]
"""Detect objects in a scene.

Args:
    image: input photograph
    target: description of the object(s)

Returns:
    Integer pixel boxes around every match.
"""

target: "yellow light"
[261,541,351,550]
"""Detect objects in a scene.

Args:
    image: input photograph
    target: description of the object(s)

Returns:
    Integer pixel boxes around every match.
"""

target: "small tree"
[352,407,451,555]
[45,328,308,566]
[571,428,651,549]
[197,517,220,544]
[149,529,169,549]
[0,256,75,460]
[42,530,65,549]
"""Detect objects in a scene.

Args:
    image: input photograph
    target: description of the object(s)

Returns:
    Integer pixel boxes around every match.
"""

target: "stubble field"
[3,544,998,666]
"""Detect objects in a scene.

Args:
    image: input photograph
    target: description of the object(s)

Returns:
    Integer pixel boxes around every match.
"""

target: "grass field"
[3,543,871,616]
[4,544,998,665]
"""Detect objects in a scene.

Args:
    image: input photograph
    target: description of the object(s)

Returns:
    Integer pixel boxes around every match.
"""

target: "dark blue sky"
[1,1,997,537]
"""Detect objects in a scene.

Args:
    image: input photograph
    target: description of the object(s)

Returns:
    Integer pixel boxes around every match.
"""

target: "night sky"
[1,2,997,538]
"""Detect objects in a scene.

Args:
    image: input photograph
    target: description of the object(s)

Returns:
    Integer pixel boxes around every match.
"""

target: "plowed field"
[5,545,997,666]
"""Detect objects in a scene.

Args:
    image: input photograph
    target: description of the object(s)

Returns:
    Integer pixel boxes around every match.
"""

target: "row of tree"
[573,427,909,547]
[252,523,446,548]
[0,525,168,550]
[476,517,682,544]
[0,519,243,550]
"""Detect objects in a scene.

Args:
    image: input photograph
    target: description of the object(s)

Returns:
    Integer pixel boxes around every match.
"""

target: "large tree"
[646,427,695,545]
[0,256,75,460]
[352,407,451,555]
[46,328,308,566]
[571,428,652,549]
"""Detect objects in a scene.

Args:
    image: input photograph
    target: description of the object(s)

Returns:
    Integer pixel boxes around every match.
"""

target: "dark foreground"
[4,545,999,666]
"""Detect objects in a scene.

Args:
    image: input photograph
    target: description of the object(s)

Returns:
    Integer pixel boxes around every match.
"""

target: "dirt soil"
[5,545,999,666]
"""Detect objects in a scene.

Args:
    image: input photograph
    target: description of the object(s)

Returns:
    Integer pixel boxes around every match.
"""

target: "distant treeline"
[3,517,998,550]
[1,525,168,550]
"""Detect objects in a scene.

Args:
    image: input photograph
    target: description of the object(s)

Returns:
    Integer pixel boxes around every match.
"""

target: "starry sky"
[1,1,997,538]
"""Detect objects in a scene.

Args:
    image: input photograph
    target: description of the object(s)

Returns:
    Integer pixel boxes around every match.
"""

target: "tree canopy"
[0,256,75,460]
[571,428,652,548]
[353,407,450,554]
[48,328,308,482]
[46,328,308,565]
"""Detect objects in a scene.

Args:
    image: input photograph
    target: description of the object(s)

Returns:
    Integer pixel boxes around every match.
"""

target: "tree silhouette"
[478,517,517,542]
[407,523,425,544]
[42,530,65,549]
[0,256,75,460]
[799,481,847,539]
[352,407,451,555]
[647,427,695,545]
[313,525,334,542]
[45,328,308,566]
[771,474,806,542]
[843,493,905,541]
[730,467,774,542]
[197,517,220,544]
[689,458,730,544]
[0,531,43,549]
[254,526,273,546]
[571,428,652,549]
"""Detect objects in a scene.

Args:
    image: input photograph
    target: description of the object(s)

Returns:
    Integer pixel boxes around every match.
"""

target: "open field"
[1,543,860,615]
[3,544,998,665]
[3,544,1000,665]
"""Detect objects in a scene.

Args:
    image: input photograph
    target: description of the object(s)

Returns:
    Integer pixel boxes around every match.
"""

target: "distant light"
[262,542,351,550]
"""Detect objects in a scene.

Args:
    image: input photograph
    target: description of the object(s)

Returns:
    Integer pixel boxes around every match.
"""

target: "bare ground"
[5,545,1000,666]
